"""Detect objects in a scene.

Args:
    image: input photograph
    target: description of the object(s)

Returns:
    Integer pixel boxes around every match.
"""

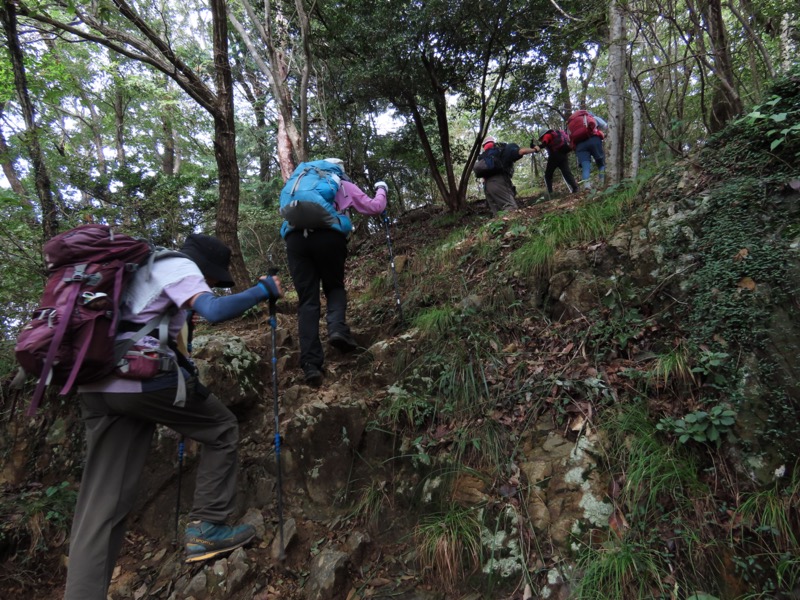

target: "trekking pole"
[174,310,195,545]
[267,267,286,561]
[174,438,185,544]
[381,210,404,323]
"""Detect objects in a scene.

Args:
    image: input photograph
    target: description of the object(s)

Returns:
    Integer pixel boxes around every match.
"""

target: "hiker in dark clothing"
[533,130,579,196]
[64,234,283,600]
[282,158,387,387]
[478,136,537,215]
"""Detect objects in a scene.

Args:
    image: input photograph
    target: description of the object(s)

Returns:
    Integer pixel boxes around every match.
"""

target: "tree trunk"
[0,102,29,202]
[113,82,127,166]
[780,13,797,73]
[630,92,643,179]
[162,114,176,176]
[606,0,627,186]
[578,53,599,110]
[236,63,272,182]
[405,94,464,212]
[231,0,305,169]
[209,0,248,290]
[558,62,572,117]
[703,0,744,131]
[423,53,463,211]
[727,0,775,79]
[276,113,295,181]
[0,0,58,240]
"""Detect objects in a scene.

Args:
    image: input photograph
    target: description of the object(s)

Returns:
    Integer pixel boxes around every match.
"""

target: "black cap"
[180,234,235,288]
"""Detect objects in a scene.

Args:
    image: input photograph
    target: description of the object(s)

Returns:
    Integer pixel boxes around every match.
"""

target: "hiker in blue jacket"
[281,158,387,386]
[478,136,537,215]
[64,234,283,600]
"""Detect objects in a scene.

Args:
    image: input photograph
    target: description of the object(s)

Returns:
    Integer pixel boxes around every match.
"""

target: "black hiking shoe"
[303,364,324,387]
[329,332,358,353]
[184,521,256,563]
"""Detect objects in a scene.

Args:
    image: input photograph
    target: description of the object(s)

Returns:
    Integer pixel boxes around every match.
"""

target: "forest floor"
[3,188,605,600]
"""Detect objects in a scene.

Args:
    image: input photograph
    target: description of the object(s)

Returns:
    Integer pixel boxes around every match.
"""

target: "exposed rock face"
[304,548,350,600]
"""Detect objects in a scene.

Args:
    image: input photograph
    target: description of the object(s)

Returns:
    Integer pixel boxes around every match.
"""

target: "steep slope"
[2,71,800,600]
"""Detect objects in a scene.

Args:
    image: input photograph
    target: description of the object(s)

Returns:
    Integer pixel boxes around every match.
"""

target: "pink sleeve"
[163,275,213,309]
[336,180,387,215]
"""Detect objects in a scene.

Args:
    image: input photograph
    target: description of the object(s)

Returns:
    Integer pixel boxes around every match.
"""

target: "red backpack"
[542,129,571,153]
[14,224,156,415]
[566,110,597,148]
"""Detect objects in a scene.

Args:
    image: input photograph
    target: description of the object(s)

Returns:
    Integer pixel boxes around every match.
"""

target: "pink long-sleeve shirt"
[336,180,387,215]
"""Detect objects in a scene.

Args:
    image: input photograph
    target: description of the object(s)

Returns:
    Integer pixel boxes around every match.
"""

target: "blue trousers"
[574,135,606,188]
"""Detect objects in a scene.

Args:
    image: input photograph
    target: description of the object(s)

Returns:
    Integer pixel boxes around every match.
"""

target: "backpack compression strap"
[27,282,83,416]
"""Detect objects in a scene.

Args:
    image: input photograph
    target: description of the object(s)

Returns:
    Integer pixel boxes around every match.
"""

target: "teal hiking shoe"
[184,520,256,563]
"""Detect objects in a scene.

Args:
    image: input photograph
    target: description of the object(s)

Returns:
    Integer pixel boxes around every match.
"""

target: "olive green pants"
[484,174,519,215]
[64,386,239,600]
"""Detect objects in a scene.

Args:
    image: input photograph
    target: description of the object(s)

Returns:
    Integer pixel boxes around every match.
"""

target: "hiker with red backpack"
[57,232,283,600]
[532,129,579,198]
[566,109,609,191]
[280,157,387,387]
[473,136,537,216]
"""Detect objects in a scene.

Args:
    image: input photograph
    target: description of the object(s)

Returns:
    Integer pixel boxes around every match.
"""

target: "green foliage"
[606,402,706,513]
[683,177,793,351]
[510,184,635,278]
[573,537,673,599]
[414,504,483,592]
[726,468,800,595]
[510,236,554,278]
[589,277,648,356]
[0,481,77,566]
[380,378,438,429]
[737,71,800,161]
[412,306,457,335]
[348,479,392,530]
[650,341,694,388]
[452,418,508,471]
[656,405,737,446]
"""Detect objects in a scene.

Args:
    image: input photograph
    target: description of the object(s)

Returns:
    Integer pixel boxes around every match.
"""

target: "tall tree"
[229,0,313,177]
[322,0,550,212]
[606,0,627,185]
[18,0,249,287]
[0,0,58,240]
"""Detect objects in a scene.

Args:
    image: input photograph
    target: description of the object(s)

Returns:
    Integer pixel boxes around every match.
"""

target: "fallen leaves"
[736,277,756,291]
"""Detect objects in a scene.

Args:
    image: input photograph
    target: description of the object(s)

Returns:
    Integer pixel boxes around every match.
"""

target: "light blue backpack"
[279,160,353,238]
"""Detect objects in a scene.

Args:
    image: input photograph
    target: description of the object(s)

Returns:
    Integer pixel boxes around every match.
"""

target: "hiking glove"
[257,275,281,301]
[374,181,388,192]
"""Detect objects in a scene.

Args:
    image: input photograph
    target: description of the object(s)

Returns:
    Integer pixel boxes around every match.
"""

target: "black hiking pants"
[544,150,579,194]
[285,229,351,372]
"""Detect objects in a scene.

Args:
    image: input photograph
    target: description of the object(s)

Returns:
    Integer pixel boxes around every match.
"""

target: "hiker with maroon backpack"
[566,109,609,191]
[473,136,537,215]
[44,231,284,600]
[532,129,579,198]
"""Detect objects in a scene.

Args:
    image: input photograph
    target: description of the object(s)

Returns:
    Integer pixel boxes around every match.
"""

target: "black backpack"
[473,143,508,178]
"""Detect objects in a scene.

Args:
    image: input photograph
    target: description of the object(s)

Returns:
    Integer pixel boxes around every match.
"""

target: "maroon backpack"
[542,129,571,153]
[566,110,597,148]
[15,224,154,415]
